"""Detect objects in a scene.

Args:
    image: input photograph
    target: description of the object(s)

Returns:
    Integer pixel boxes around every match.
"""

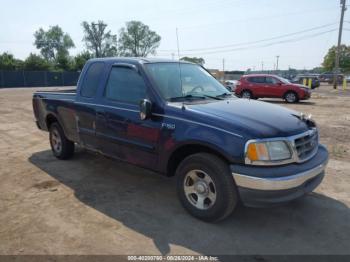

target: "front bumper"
[231,144,328,207]
[301,91,311,99]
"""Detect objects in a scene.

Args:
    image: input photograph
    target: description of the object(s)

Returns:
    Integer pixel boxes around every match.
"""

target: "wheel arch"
[45,113,60,129]
[240,89,253,97]
[283,89,298,97]
[166,142,232,177]
[46,113,76,145]
[240,87,253,95]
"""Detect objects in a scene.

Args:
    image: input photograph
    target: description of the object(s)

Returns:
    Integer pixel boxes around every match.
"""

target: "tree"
[34,25,75,62]
[323,45,350,73]
[180,57,205,66]
[55,53,74,71]
[82,21,118,58]
[0,52,23,70]
[72,51,92,71]
[118,21,161,57]
[310,67,325,74]
[23,53,51,71]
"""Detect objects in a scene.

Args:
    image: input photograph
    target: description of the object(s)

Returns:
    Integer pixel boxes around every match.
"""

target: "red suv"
[235,74,311,103]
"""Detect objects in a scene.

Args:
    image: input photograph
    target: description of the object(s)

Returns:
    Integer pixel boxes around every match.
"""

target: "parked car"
[235,74,311,103]
[292,74,320,89]
[224,80,238,92]
[319,72,344,84]
[33,58,328,222]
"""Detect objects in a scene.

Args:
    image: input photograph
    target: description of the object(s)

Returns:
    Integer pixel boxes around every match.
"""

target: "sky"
[0,0,349,71]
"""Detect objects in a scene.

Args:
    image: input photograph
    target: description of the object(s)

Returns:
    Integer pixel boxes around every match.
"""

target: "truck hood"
[184,98,310,138]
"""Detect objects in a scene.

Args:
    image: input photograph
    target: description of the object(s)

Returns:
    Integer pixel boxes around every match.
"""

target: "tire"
[49,122,75,160]
[176,153,238,222]
[284,91,299,103]
[241,90,253,99]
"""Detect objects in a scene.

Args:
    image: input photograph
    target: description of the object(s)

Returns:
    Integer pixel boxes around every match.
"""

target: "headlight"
[245,140,292,164]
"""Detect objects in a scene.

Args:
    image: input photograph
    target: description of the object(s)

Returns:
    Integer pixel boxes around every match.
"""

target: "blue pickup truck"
[33,58,329,222]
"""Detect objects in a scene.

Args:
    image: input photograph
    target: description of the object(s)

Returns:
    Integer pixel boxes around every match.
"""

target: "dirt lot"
[0,85,350,255]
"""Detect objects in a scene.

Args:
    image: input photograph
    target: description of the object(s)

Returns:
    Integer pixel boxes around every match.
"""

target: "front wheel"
[49,122,75,160]
[284,91,299,103]
[176,153,238,222]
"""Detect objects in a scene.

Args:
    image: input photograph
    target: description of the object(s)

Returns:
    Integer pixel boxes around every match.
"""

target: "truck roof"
[87,57,193,64]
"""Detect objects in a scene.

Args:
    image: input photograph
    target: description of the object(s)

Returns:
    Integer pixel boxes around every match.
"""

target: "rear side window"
[105,67,146,104]
[81,62,105,98]
[247,77,265,83]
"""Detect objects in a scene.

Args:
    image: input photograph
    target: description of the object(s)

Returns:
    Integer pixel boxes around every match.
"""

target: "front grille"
[294,129,318,161]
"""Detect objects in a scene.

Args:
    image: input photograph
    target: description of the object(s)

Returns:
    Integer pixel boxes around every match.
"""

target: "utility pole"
[333,0,347,89]
[222,58,225,81]
[276,55,280,71]
[176,28,181,60]
[261,61,264,72]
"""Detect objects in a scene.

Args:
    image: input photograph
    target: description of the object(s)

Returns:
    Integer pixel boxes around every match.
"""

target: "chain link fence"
[0,70,80,88]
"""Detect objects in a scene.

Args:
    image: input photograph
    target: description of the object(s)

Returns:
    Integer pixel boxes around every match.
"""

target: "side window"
[105,67,147,104]
[248,77,264,83]
[265,77,278,84]
[81,62,105,98]
[257,77,265,83]
[247,77,257,83]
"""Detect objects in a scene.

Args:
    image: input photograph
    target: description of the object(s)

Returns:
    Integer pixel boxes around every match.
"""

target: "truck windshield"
[145,63,230,101]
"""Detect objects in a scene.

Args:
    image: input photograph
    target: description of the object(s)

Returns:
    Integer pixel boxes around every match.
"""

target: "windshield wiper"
[169,95,207,101]
[169,94,223,101]
[203,94,223,100]
[216,92,232,98]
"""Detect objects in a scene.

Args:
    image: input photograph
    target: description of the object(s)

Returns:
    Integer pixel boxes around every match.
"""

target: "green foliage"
[0,52,23,70]
[72,51,92,71]
[55,53,74,71]
[82,21,118,58]
[23,53,51,71]
[118,21,161,57]
[323,45,350,73]
[180,57,205,66]
[5,21,162,72]
[34,25,75,62]
[310,67,325,74]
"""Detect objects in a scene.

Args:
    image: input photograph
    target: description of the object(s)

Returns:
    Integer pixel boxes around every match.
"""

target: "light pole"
[333,0,347,89]
[276,55,280,71]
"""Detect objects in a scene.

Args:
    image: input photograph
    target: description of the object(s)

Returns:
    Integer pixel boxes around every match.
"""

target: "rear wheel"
[284,91,298,103]
[49,122,74,160]
[241,90,253,99]
[176,153,238,222]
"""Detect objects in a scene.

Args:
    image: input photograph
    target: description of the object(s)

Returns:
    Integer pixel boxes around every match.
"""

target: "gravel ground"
[0,85,349,255]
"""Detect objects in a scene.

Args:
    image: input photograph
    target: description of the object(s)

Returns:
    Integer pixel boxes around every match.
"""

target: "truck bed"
[35,88,76,93]
[33,88,79,143]
[34,88,76,99]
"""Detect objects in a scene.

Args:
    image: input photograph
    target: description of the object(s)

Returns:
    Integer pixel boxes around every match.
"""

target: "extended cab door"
[95,64,161,170]
[75,61,106,150]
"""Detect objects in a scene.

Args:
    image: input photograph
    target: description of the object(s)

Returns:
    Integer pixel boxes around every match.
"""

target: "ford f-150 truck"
[33,58,329,222]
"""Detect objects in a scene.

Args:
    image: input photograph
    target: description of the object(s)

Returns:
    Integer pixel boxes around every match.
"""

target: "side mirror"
[139,99,152,120]
[277,82,282,86]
